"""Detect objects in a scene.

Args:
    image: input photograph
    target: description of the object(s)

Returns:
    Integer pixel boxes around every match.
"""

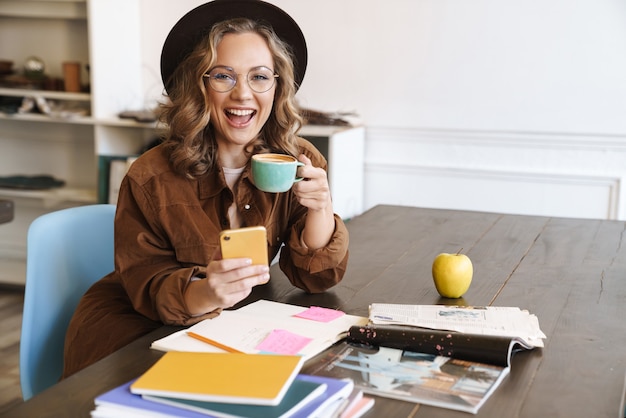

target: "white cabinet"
[0,0,152,285]
[299,125,364,220]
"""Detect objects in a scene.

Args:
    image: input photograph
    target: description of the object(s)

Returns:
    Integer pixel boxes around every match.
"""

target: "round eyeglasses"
[203,66,279,93]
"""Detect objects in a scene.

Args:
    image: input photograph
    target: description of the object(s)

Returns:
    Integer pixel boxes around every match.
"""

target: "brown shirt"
[62,138,349,377]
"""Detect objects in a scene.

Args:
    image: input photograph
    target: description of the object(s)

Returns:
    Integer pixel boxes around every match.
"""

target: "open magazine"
[306,303,546,414]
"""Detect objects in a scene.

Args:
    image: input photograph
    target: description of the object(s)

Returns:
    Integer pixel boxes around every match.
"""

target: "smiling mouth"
[226,108,255,125]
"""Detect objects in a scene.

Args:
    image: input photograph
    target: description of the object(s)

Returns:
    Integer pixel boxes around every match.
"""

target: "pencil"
[186,331,245,354]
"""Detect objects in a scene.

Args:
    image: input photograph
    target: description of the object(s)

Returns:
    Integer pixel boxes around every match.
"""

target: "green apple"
[432,251,473,298]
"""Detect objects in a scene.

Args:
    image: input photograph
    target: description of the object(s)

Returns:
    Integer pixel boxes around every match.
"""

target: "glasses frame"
[203,65,279,93]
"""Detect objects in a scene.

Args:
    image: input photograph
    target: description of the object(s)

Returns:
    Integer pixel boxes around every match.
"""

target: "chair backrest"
[20,204,116,400]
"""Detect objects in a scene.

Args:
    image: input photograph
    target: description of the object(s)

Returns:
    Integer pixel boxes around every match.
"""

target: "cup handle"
[294,161,305,182]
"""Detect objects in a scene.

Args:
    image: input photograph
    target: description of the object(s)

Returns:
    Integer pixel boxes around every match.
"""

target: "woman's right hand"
[185,255,270,316]
[206,257,270,305]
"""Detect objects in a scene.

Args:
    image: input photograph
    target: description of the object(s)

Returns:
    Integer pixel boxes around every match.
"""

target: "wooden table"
[3,205,625,417]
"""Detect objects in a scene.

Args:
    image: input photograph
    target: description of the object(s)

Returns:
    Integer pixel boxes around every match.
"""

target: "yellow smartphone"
[219,226,268,266]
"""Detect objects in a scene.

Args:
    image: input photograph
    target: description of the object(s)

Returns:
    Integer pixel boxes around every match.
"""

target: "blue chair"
[20,204,116,400]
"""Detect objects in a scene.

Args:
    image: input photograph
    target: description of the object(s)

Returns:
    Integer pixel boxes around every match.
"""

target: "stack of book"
[92,300,375,417]
[91,349,373,418]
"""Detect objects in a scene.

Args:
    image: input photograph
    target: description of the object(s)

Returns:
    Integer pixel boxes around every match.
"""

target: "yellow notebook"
[130,352,304,406]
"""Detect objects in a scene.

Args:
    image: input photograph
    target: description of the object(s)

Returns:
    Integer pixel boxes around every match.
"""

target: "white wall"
[139,0,626,219]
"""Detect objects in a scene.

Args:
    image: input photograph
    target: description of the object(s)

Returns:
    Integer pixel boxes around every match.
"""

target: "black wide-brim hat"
[160,0,307,93]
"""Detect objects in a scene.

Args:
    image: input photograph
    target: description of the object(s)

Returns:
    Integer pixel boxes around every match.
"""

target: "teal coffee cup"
[251,153,304,193]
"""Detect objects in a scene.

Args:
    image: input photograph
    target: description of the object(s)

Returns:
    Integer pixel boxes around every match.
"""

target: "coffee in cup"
[251,153,304,193]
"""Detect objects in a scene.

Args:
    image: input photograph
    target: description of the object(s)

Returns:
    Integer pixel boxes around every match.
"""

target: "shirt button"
[244,204,251,210]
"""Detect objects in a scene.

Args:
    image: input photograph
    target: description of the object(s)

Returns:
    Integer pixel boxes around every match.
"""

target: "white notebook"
[151,300,368,361]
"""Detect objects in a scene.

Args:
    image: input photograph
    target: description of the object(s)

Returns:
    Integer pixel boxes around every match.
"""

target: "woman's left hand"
[292,154,332,211]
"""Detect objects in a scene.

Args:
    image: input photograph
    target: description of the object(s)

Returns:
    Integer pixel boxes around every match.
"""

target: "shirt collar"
[198,161,253,199]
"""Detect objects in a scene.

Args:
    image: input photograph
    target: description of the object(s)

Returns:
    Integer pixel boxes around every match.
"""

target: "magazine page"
[347,325,532,367]
[308,341,509,414]
[369,304,546,347]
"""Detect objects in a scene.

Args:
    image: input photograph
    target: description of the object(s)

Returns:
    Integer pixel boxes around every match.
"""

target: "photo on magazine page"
[308,341,509,414]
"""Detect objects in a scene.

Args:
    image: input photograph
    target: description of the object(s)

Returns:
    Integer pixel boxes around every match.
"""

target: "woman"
[62,0,349,378]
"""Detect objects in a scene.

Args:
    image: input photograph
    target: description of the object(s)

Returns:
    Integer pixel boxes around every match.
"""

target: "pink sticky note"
[294,306,346,323]
[255,329,312,355]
